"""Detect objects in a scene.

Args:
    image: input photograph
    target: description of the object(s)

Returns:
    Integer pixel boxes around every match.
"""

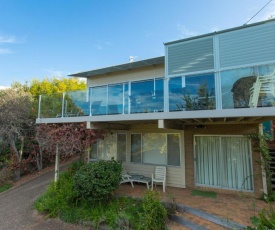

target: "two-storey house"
[36,19,275,197]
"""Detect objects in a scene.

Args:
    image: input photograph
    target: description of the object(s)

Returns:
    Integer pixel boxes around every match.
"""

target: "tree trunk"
[19,136,24,163]
[9,138,21,181]
[36,148,43,171]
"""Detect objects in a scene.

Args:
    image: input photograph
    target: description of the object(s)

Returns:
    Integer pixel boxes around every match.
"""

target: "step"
[170,211,227,230]
[173,204,245,230]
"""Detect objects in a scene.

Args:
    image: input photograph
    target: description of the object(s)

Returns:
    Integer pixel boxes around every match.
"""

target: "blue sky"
[0,0,274,87]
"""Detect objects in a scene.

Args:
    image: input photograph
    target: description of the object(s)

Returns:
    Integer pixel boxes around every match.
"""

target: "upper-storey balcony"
[36,20,275,126]
[36,63,275,125]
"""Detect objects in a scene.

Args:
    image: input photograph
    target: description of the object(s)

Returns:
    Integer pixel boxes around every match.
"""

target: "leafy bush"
[137,190,167,230]
[73,160,122,202]
[35,160,84,216]
[247,204,275,229]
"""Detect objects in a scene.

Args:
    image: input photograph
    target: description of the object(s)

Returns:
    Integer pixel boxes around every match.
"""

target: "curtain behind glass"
[195,136,253,191]
[221,137,253,190]
[195,136,220,186]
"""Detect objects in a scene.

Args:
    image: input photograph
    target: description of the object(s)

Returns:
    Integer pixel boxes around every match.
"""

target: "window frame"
[130,132,181,167]
[193,134,254,191]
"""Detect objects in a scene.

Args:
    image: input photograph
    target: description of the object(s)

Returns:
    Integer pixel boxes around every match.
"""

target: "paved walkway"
[117,184,275,228]
[2,164,274,229]
[0,165,88,230]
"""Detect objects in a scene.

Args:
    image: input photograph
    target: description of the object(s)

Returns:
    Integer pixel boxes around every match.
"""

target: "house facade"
[36,19,275,197]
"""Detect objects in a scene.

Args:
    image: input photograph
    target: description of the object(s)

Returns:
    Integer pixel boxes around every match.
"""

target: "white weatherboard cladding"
[167,37,214,76]
[219,22,275,68]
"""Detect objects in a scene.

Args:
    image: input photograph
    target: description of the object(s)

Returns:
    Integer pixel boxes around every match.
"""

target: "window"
[130,78,164,113]
[89,134,116,161]
[89,141,98,160]
[117,134,126,162]
[195,136,253,191]
[221,63,275,109]
[169,73,215,111]
[131,134,142,163]
[91,86,107,115]
[108,84,123,114]
[130,133,181,166]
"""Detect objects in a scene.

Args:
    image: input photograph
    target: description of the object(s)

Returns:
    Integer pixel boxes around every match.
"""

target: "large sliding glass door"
[195,136,253,191]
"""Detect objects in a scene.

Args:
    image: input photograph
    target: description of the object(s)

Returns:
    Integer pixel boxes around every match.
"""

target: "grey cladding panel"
[167,38,214,75]
[219,22,275,68]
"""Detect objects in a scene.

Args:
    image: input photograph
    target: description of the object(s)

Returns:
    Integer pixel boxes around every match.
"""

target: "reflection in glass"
[117,134,126,162]
[65,90,90,116]
[131,134,141,163]
[130,78,164,113]
[98,134,116,160]
[91,86,107,115]
[40,93,63,118]
[221,63,275,109]
[167,134,180,166]
[89,142,97,160]
[169,73,215,111]
[142,133,166,165]
[124,83,129,114]
[108,84,123,114]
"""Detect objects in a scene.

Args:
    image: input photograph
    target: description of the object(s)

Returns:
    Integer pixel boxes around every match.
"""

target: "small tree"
[35,122,103,172]
[0,85,33,180]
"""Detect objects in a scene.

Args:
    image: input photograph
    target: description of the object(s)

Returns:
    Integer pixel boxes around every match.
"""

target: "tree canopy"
[29,77,86,98]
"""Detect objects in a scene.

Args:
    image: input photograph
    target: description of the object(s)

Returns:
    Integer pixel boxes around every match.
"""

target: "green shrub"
[248,204,275,229]
[34,160,84,216]
[73,160,122,202]
[137,190,167,230]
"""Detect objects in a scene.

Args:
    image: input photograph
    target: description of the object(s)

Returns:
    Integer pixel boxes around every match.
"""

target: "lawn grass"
[192,189,217,198]
[0,184,12,193]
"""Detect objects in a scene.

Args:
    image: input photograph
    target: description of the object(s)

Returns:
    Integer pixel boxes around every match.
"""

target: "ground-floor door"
[194,135,253,191]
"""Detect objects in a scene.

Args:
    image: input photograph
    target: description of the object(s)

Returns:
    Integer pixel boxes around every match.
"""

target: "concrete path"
[0,167,89,230]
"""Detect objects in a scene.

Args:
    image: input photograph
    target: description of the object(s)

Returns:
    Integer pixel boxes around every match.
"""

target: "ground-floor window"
[131,133,181,166]
[89,133,117,161]
[194,136,253,191]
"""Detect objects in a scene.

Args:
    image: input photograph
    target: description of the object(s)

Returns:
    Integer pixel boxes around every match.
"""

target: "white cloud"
[0,34,22,44]
[96,45,103,50]
[44,69,64,77]
[177,24,198,38]
[0,48,13,54]
[0,35,16,44]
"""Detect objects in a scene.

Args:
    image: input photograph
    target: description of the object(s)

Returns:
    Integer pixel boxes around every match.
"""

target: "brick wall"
[184,123,263,198]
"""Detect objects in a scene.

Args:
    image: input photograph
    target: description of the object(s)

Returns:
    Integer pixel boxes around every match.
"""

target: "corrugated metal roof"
[69,56,164,78]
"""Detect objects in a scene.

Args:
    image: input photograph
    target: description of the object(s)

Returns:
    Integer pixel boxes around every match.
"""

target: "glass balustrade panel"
[40,93,63,118]
[169,73,215,111]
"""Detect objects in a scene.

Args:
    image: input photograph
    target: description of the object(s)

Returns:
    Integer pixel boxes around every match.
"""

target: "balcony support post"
[61,92,65,118]
[38,95,42,119]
